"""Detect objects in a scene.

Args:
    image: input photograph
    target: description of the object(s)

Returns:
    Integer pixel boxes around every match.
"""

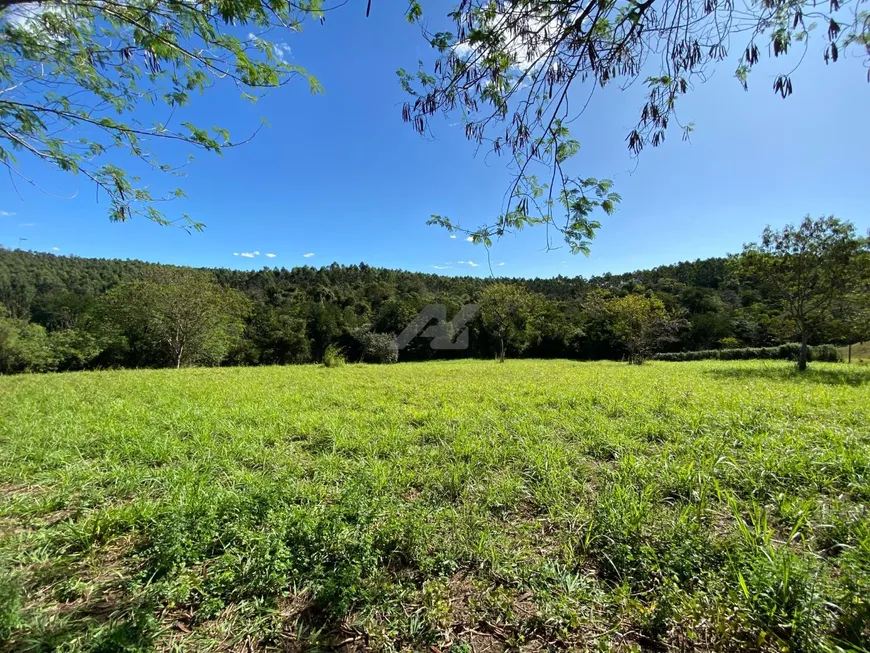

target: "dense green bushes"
[358,331,399,364]
[653,343,841,362]
[0,316,102,374]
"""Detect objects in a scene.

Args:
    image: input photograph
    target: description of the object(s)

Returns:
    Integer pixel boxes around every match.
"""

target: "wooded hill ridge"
[0,247,857,371]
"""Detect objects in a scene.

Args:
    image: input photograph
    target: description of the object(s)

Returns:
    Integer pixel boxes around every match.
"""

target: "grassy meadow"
[840,342,870,365]
[1,360,869,652]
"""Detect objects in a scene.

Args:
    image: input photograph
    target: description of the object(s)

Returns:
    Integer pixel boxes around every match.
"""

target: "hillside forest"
[1,223,868,374]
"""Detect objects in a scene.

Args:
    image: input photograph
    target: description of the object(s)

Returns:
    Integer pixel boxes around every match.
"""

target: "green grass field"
[840,342,870,365]
[1,360,869,652]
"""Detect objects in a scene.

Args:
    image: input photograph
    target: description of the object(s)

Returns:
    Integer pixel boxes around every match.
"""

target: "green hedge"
[653,343,841,363]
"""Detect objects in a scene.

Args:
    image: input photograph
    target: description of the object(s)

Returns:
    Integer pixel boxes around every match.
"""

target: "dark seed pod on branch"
[772,75,793,98]
[792,9,802,29]
[745,44,759,66]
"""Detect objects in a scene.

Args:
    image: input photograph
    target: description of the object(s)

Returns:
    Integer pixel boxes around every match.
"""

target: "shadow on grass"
[4,594,159,652]
[705,365,870,387]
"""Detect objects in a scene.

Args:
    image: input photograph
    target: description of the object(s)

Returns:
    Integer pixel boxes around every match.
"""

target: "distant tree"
[0,0,324,227]
[0,312,57,372]
[107,268,250,368]
[689,308,735,350]
[831,250,870,362]
[0,274,34,319]
[31,292,94,331]
[740,216,867,371]
[402,0,866,251]
[607,294,684,364]
[235,305,311,365]
[308,302,345,362]
[531,298,586,357]
[48,329,103,371]
[98,279,160,367]
[357,330,399,364]
[718,336,742,350]
[373,297,442,361]
[479,283,546,362]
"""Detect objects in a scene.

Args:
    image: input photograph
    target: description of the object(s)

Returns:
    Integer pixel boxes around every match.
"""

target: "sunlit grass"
[1,360,868,651]
[840,341,870,365]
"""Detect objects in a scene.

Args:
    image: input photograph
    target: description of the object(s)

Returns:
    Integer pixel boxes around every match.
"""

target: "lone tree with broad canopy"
[0,0,326,228]
[607,294,684,364]
[479,282,547,362]
[739,216,868,371]
[401,0,869,252]
[105,268,250,367]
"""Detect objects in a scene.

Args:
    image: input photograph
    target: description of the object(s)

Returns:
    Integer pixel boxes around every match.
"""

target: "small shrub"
[359,331,399,364]
[718,337,742,349]
[808,344,840,362]
[322,344,346,368]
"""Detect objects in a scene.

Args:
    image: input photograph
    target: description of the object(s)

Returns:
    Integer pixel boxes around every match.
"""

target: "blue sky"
[1,5,868,279]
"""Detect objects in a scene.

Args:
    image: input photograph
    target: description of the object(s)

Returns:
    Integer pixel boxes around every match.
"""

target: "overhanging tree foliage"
[0,0,326,227]
[401,0,869,251]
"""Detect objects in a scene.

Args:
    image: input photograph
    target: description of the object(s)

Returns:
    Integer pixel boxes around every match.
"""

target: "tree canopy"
[401,0,869,251]
[739,215,868,370]
[607,293,685,363]
[103,267,250,367]
[0,0,325,227]
[2,215,866,373]
[479,282,547,361]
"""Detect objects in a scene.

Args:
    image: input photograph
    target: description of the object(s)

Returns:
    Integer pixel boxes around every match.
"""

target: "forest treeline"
[0,246,862,373]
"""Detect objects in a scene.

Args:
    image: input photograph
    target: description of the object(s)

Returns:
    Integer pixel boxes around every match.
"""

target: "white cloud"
[452,6,584,73]
[51,246,60,251]
[465,236,474,242]
[265,253,276,258]
[431,265,452,270]
[19,223,35,227]
[252,251,260,256]
[497,262,505,266]
[449,234,457,239]
[233,252,240,256]
[467,260,479,267]
[4,3,54,33]
[453,42,476,60]
[3,2,91,47]
[0,211,15,217]
[249,32,291,60]
[303,252,315,258]
[240,252,256,258]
